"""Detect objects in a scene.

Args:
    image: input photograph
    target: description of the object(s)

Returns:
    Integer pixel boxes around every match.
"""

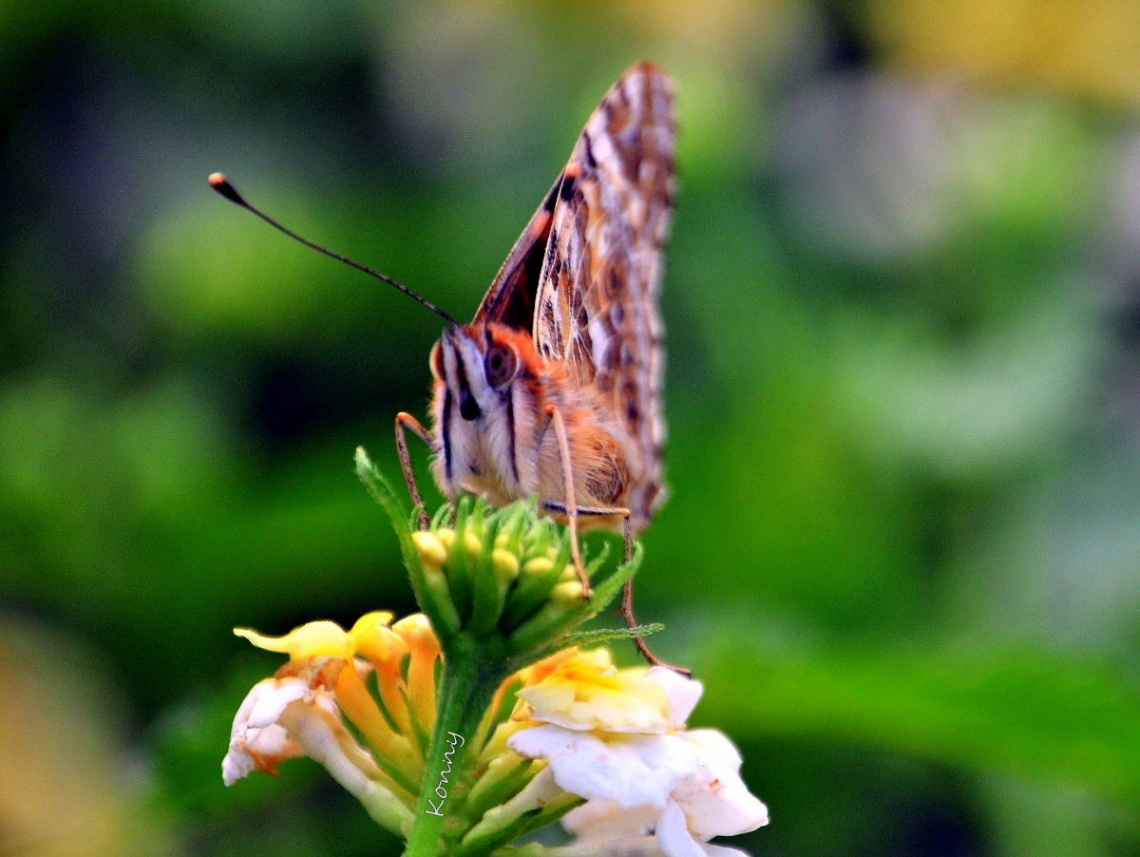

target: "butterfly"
[208,61,675,666]
[393,61,675,663]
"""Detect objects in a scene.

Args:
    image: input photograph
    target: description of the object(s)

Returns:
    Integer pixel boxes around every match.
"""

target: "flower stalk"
[404,637,499,857]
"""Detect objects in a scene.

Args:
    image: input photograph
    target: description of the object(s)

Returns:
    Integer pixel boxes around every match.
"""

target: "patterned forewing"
[533,62,675,530]
[473,181,559,331]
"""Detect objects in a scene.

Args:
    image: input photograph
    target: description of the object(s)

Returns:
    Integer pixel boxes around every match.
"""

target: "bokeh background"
[3,2,1140,855]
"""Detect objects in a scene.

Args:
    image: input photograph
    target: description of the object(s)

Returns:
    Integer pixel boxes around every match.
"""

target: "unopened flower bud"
[551,579,584,605]
[412,531,448,567]
[491,548,520,581]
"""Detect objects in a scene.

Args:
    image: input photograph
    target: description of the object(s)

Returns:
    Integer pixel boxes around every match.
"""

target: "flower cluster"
[222,452,767,856]
[225,618,767,856]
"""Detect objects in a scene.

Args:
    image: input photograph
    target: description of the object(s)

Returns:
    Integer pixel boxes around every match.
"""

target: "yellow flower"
[513,647,672,734]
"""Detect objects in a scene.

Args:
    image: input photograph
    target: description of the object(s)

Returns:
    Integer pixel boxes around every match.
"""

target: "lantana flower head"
[221,459,767,856]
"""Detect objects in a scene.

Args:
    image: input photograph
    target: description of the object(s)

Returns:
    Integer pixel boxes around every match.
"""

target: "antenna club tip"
[208,172,246,206]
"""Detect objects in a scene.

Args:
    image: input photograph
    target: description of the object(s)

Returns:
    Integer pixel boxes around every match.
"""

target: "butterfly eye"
[429,340,444,380]
[484,343,519,388]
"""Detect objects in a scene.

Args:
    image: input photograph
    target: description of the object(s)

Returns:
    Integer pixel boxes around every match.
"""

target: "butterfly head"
[428,323,546,501]
[430,324,537,420]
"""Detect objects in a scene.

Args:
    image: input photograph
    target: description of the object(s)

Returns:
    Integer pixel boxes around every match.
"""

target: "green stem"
[403,637,509,857]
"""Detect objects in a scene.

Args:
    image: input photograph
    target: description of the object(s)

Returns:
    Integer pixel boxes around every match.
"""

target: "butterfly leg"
[395,412,434,531]
[539,502,691,676]
[619,519,691,677]
[542,404,592,598]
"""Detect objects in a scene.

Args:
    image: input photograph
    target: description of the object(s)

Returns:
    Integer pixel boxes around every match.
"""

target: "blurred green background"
[3,1,1140,855]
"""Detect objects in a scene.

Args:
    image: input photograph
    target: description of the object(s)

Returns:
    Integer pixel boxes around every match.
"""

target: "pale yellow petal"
[234,621,354,660]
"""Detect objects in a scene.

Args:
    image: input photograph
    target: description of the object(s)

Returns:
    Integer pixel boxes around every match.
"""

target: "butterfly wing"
[533,61,675,528]
[473,62,675,529]
[473,180,559,332]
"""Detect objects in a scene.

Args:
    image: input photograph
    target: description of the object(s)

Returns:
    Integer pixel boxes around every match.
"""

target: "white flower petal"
[509,725,700,808]
[239,677,310,727]
[700,846,754,857]
[656,800,708,857]
[221,742,257,785]
[278,701,374,799]
[646,667,703,728]
[222,678,311,786]
[241,721,292,760]
[671,730,768,839]
[562,799,658,841]
[682,730,742,771]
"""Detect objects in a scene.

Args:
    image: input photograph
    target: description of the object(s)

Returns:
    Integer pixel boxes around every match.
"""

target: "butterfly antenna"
[208,172,460,327]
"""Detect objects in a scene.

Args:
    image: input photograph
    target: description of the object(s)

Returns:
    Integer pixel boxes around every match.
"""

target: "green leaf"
[562,623,664,648]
